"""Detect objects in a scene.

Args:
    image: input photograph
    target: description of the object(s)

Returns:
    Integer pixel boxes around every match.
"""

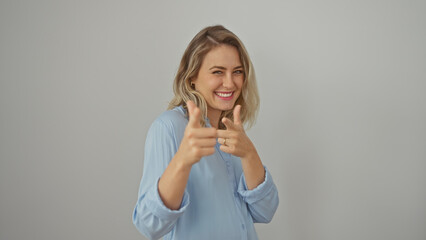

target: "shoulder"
[149,106,188,134]
[156,105,188,127]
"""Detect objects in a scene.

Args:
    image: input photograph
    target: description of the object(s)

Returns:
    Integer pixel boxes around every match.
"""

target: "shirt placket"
[216,144,248,240]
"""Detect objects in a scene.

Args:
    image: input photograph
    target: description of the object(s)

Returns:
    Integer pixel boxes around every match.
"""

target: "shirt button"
[241,224,245,230]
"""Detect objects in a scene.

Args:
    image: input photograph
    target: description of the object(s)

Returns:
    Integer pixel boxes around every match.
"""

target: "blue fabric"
[132,106,279,240]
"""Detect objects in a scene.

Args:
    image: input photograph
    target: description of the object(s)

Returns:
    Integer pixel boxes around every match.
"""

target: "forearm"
[158,153,192,210]
[241,149,265,190]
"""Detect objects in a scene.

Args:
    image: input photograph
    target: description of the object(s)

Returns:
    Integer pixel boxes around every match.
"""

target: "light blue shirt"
[132,106,279,240]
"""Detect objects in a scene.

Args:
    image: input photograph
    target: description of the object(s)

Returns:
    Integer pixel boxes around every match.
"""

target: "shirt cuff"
[145,177,190,220]
[237,166,275,204]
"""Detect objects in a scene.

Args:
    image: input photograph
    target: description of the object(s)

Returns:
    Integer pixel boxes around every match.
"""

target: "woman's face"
[193,44,244,120]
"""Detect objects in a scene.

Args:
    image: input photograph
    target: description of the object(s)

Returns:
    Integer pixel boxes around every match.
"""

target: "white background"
[1,0,425,239]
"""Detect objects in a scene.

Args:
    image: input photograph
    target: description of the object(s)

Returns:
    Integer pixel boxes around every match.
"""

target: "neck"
[207,108,222,129]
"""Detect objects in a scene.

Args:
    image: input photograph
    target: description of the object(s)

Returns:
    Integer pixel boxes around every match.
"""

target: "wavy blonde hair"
[168,25,259,130]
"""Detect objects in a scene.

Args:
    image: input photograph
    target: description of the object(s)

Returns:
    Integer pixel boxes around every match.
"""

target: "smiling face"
[192,44,244,125]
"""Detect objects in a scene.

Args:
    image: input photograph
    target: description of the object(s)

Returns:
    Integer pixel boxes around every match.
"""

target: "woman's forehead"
[202,45,241,69]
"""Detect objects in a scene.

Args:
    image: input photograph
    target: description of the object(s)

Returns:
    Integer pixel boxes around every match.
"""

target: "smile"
[214,91,234,100]
[215,92,233,97]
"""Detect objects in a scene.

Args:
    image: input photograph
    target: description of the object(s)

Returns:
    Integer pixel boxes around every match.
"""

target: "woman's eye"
[213,71,222,74]
[234,70,243,74]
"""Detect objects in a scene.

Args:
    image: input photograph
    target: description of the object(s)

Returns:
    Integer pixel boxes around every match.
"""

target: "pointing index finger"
[222,117,237,130]
[217,129,232,138]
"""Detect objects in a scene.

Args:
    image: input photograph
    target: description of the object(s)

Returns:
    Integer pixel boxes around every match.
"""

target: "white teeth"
[216,92,232,97]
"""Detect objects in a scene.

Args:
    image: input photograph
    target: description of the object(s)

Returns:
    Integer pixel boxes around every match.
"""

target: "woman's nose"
[222,73,235,88]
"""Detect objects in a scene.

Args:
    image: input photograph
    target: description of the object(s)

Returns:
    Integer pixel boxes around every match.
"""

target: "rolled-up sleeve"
[133,177,190,239]
[132,117,188,239]
[237,167,279,223]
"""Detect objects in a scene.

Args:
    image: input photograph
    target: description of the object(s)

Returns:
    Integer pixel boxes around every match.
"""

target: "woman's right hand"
[176,100,217,167]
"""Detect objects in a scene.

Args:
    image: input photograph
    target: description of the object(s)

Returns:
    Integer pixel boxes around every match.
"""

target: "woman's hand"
[218,105,265,189]
[176,100,217,167]
[217,105,257,159]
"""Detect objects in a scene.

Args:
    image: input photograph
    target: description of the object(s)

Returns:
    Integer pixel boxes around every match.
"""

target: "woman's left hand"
[217,105,256,159]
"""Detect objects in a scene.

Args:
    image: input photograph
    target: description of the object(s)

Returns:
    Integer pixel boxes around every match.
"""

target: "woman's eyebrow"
[209,66,226,70]
[209,65,243,70]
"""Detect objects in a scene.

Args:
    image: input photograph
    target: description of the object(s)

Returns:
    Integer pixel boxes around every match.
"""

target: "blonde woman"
[133,25,279,240]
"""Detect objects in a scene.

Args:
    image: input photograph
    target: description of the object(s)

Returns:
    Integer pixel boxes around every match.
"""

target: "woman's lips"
[215,91,234,100]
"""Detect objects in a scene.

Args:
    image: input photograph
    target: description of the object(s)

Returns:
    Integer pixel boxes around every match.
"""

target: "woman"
[132,25,279,240]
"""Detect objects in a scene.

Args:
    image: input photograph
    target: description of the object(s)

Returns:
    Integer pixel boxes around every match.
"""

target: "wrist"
[173,151,193,172]
[242,146,259,161]
[177,159,193,173]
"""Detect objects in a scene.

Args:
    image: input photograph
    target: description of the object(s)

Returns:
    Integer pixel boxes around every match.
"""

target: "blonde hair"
[168,25,259,129]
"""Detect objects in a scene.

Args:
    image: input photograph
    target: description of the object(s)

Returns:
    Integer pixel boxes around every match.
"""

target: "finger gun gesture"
[177,101,217,167]
[217,105,256,158]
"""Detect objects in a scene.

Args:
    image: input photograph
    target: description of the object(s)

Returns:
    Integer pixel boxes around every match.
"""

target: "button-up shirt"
[132,106,279,240]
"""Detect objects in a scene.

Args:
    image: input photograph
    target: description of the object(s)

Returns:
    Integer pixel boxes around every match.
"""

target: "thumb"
[187,100,201,128]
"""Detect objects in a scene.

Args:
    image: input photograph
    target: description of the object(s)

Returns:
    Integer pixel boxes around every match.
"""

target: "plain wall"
[1,0,425,239]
